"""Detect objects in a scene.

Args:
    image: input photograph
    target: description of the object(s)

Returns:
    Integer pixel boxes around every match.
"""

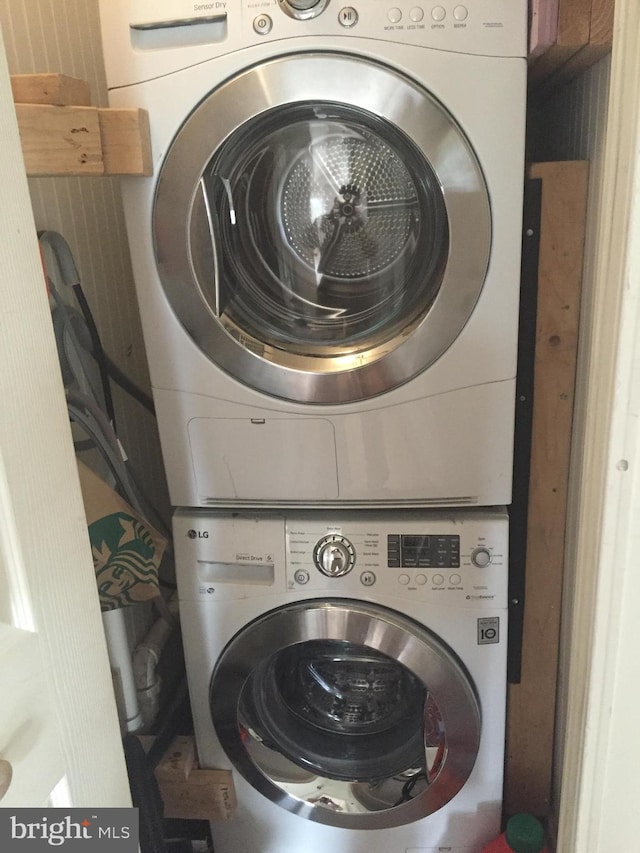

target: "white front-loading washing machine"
[99,1,527,508]
[174,507,509,853]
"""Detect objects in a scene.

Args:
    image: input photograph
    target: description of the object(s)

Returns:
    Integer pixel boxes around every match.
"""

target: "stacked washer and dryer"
[99,2,527,851]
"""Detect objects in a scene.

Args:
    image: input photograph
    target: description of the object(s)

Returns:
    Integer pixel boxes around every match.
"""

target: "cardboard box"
[150,735,236,822]
[76,460,166,611]
[154,736,197,782]
[159,769,236,821]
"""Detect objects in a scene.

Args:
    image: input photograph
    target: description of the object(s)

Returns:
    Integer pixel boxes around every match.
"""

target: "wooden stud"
[552,0,616,81]
[504,161,589,817]
[14,103,153,177]
[97,108,153,177]
[11,73,91,107]
[11,73,152,177]
[15,103,104,176]
[529,0,593,80]
[529,0,614,92]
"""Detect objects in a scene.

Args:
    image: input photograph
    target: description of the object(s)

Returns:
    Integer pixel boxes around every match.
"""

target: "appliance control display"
[387,534,460,568]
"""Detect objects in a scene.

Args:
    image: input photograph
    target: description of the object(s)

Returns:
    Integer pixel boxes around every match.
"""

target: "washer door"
[154,53,491,404]
[210,600,481,829]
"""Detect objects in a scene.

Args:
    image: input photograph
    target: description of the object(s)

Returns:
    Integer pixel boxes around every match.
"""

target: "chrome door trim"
[210,599,481,829]
[154,52,491,404]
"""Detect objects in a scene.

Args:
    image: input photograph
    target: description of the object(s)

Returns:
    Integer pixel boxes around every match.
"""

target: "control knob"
[313,535,356,577]
[471,547,492,568]
[278,0,330,20]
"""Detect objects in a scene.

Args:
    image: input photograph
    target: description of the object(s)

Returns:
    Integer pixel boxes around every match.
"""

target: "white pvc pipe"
[102,608,143,733]
[133,601,177,731]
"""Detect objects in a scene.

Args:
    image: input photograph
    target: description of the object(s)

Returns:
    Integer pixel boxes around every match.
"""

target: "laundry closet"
[0,1,637,852]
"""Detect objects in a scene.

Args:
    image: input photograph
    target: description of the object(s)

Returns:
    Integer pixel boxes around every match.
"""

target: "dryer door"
[210,599,481,829]
[154,53,491,404]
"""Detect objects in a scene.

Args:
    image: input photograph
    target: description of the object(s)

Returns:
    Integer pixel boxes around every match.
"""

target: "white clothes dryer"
[174,507,509,853]
[99,1,527,508]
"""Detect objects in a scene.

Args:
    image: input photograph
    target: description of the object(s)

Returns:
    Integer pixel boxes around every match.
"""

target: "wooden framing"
[504,161,589,817]
[11,73,152,177]
[529,0,614,91]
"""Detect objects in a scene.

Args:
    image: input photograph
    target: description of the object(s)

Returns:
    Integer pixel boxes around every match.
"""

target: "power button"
[253,14,273,35]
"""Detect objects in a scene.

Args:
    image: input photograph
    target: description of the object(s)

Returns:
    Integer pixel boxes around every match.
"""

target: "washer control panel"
[173,509,508,607]
[286,510,507,606]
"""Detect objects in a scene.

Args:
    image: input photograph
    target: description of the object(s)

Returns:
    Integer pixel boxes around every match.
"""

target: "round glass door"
[154,53,491,404]
[197,105,448,359]
[210,600,481,829]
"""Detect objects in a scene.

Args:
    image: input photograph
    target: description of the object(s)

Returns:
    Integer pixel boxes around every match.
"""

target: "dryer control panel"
[173,508,508,608]
[99,0,527,89]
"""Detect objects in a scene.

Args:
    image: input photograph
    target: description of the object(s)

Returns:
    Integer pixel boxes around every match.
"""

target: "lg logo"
[187,529,209,539]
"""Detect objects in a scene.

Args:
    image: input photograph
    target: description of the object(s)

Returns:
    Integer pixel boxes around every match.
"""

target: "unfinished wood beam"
[504,161,589,817]
[529,0,593,81]
[10,73,91,107]
[15,103,104,176]
[529,0,614,93]
[553,0,616,82]
[11,73,153,177]
[97,108,152,177]
[15,104,153,177]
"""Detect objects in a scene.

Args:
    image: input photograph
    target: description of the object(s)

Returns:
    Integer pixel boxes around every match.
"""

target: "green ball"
[505,813,545,853]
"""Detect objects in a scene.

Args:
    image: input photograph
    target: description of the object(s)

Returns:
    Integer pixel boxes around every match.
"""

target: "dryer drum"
[203,103,448,353]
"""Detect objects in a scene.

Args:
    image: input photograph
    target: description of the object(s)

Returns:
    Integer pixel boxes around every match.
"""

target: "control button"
[313,534,356,577]
[450,574,462,585]
[431,6,446,21]
[399,573,410,585]
[388,7,403,23]
[294,570,310,585]
[471,547,493,568]
[253,14,273,35]
[416,573,427,586]
[453,5,468,21]
[433,573,445,586]
[360,571,376,587]
[339,6,358,27]
[410,7,425,22]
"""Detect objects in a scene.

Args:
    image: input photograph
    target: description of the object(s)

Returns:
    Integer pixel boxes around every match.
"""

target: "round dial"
[471,547,492,568]
[313,535,356,577]
[278,0,330,20]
